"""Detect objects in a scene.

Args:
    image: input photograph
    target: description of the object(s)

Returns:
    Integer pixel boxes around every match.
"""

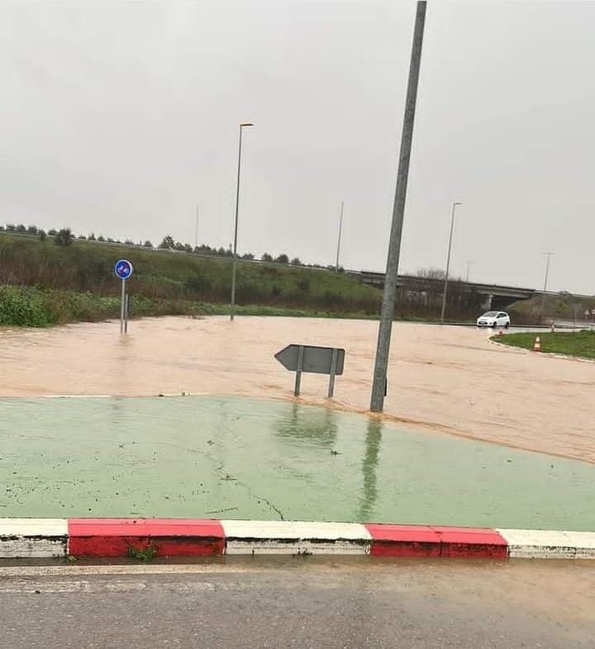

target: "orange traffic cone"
[533,336,541,352]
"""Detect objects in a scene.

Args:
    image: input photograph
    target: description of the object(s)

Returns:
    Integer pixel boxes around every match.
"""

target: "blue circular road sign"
[114,259,133,280]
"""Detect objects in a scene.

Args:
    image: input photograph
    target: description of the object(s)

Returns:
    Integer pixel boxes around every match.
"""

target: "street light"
[230,121,254,321]
[541,252,554,315]
[440,201,462,324]
[335,201,344,272]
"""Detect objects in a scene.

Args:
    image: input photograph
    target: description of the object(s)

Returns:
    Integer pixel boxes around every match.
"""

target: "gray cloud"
[1,1,593,293]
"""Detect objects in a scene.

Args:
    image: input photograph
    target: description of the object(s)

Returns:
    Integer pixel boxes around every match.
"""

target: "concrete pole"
[440,201,462,324]
[370,2,427,413]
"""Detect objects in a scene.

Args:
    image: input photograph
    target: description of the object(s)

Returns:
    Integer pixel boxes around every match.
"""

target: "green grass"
[0,285,382,328]
[493,330,595,359]
[0,233,383,320]
[509,293,595,324]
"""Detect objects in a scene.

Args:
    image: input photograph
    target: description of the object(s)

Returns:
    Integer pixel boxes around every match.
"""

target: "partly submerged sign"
[275,344,345,397]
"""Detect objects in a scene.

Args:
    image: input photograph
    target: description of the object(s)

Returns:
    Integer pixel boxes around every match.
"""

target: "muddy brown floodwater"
[0,316,593,463]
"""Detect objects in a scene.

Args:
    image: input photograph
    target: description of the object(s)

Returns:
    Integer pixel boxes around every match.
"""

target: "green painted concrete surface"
[0,396,593,530]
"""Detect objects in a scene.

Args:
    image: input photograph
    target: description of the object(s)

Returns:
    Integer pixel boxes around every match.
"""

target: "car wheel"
[505,322,510,329]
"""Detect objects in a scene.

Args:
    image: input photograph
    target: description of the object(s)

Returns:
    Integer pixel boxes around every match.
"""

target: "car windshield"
[482,311,499,317]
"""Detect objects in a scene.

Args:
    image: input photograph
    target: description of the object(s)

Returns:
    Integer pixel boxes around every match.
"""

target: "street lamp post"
[541,252,554,315]
[230,122,254,321]
[440,201,462,324]
[335,201,344,272]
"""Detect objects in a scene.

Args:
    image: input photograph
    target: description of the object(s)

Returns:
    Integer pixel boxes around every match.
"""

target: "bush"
[0,286,49,326]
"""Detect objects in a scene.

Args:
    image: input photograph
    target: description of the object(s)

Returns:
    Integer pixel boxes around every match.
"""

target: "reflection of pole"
[370,1,427,413]
[120,279,126,334]
[357,418,382,522]
[335,201,344,272]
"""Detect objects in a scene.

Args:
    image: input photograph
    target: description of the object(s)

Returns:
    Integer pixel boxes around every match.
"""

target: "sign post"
[275,344,345,397]
[328,347,338,398]
[114,259,133,334]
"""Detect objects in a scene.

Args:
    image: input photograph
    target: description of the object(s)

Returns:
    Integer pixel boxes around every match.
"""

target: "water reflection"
[274,402,338,448]
[357,418,382,521]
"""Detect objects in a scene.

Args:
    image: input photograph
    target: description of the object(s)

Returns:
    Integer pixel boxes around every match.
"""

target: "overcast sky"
[1,1,594,294]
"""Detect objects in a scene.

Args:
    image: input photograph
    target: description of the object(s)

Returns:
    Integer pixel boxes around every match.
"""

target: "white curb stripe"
[222,520,372,555]
[498,529,595,559]
[0,519,68,559]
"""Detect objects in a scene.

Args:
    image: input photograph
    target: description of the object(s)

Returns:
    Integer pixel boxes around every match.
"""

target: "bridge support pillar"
[481,294,494,310]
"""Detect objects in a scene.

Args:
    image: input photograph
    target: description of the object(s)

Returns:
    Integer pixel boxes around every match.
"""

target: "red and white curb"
[1,519,594,560]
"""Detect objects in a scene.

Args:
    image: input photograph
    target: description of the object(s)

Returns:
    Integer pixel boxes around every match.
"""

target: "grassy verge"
[492,330,595,359]
[0,285,381,327]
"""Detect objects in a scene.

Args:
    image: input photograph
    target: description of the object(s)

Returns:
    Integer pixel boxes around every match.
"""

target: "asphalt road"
[1,558,593,648]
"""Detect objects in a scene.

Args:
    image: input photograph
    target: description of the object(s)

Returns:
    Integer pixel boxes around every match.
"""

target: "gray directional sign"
[275,344,345,397]
[275,344,345,375]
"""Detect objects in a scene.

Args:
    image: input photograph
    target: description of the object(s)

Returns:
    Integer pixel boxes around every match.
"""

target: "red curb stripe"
[365,525,441,557]
[365,524,508,559]
[68,519,225,557]
[433,526,508,559]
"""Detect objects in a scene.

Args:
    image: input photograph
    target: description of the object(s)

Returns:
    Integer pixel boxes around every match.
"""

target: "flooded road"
[0,316,593,462]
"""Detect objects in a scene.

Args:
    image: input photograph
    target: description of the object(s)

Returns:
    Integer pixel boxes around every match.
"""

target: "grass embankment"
[493,330,595,360]
[510,293,595,324]
[0,233,382,326]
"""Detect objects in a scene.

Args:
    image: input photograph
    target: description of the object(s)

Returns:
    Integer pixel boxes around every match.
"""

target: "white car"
[476,311,510,328]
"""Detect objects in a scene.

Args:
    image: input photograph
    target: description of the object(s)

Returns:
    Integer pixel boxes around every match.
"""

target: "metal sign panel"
[114,259,133,280]
[275,345,345,375]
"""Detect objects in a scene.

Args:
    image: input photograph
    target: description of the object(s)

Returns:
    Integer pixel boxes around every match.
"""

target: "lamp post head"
[240,122,254,127]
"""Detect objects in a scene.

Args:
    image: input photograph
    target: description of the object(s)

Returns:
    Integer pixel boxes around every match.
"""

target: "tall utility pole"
[370,1,427,413]
[465,261,474,283]
[541,252,554,313]
[335,201,344,272]
[194,206,199,249]
[440,201,462,324]
[230,122,254,321]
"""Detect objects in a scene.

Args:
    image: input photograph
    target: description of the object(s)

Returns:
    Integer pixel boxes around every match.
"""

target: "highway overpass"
[349,270,538,310]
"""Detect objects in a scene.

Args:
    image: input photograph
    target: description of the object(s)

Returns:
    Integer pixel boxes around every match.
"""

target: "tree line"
[0,223,344,270]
